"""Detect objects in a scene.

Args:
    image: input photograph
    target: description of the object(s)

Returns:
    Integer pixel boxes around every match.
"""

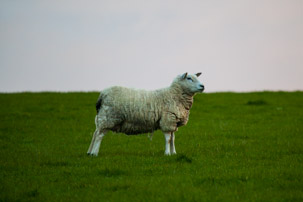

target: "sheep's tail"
[96,96,102,114]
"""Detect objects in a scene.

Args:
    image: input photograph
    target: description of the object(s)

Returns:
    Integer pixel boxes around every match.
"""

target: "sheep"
[87,72,204,156]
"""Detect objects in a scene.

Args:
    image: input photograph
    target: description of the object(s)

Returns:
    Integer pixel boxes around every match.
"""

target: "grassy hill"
[0,92,302,201]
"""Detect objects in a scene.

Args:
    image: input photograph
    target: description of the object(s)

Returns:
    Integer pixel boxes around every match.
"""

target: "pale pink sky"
[0,0,302,92]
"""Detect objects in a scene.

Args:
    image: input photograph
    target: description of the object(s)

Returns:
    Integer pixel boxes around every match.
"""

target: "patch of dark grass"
[106,185,131,192]
[175,154,192,163]
[40,161,69,167]
[246,99,268,106]
[98,168,128,178]
[195,176,249,186]
[25,189,39,198]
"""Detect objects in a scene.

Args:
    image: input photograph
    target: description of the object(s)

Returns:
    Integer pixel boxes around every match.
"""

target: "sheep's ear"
[195,72,202,77]
[181,72,188,80]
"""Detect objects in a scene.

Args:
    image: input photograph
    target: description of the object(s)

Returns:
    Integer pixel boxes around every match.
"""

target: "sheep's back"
[101,86,162,134]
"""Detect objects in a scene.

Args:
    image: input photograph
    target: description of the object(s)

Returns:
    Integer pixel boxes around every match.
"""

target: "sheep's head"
[174,72,205,95]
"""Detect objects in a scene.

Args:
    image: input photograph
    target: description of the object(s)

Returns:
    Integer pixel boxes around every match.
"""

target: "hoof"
[87,153,98,157]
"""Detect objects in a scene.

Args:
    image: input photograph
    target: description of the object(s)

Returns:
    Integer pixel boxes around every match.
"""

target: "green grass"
[0,92,303,201]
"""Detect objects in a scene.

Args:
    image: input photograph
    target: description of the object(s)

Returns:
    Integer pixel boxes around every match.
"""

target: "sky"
[0,0,302,92]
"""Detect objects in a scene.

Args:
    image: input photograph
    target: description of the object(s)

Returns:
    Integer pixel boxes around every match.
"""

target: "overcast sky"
[0,0,302,92]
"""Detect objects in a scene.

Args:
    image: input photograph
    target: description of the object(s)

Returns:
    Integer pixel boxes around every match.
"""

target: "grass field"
[0,92,303,201]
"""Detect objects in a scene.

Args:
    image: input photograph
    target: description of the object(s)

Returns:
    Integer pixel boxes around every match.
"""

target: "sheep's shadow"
[90,150,164,158]
[86,151,193,165]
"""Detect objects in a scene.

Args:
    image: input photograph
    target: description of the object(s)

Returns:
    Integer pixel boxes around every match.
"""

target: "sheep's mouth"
[198,87,204,92]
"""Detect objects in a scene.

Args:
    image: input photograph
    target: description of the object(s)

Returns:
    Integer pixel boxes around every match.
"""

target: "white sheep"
[87,72,204,156]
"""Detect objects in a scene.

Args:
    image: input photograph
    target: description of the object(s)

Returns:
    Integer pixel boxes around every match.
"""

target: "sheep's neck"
[169,86,194,110]
[179,93,193,110]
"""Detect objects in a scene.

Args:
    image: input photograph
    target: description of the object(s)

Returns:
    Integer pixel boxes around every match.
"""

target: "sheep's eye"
[187,77,193,82]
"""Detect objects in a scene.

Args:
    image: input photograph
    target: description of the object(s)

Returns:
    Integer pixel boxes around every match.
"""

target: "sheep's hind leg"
[87,130,107,156]
[170,132,177,155]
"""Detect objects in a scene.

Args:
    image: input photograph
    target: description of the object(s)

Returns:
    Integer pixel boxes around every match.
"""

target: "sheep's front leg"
[170,132,177,155]
[87,130,106,156]
[164,133,172,155]
[87,129,98,154]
